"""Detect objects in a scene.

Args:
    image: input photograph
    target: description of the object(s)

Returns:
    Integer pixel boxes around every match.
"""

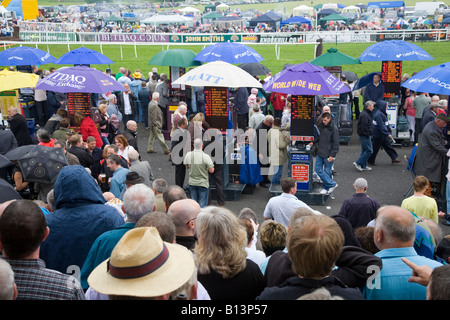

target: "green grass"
[7,41,449,80]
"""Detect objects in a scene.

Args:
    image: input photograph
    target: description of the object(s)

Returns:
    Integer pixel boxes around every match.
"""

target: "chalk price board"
[290,95,315,141]
[204,87,229,131]
[381,60,402,98]
[67,92,91,126]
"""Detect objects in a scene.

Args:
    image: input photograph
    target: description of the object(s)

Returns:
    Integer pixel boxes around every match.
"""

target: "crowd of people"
[1,61,450,302]
[4,3,448,37]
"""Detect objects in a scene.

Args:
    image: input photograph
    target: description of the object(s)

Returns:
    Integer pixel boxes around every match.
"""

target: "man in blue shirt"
[107,154,130,198]
[362,205,442,300]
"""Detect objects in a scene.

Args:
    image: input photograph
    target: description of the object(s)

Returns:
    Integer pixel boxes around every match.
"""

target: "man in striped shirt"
[0,200,85,300]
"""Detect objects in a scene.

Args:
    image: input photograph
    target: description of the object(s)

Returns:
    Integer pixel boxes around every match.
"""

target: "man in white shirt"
[263,177,315,228]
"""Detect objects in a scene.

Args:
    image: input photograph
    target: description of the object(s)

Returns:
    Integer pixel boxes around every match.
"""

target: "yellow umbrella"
[0,69,40,92]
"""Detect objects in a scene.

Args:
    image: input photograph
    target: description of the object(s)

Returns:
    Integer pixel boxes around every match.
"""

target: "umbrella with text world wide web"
[35,65,125,94]
[53,47,115,66]
[18,145,68,184]
[262,61,350,95]
[358,40,434,62]
[0,46,56,66]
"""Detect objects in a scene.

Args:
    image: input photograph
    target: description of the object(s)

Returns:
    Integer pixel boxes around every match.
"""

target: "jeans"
[356,135,373,168]
[270,165,283,186]
[189,185,209,208]
[315,155,336,190]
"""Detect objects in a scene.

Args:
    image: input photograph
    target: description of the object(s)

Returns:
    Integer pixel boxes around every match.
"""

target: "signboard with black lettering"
[290,95,315,141]
[204,87,229,132]
[381,60,402,98]
[67,92,91,126]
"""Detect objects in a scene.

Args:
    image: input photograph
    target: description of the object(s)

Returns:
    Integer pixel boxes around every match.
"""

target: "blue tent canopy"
[280,16,312,26]
[367,1,405,8]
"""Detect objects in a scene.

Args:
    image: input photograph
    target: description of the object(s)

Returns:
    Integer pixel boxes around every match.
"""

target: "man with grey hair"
[337,177,380,229]
[0,259,17,300]
[147,91,170,154]
[80,183,156,290]
[421,101,441,131]
[167,198,201,250]
[183,138,214,208]
[128,149,154,187]
[362,205,442,300]
[152,178,167,212]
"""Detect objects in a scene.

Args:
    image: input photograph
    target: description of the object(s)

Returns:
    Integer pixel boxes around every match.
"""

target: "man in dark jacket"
[123,120,139,154]
[354,100,375,171]
[234,87,249,130]
[7,106,33,146]
[367,104,400,166]
[413,113,450,185]
[116,83,137,128]
[67,134,94,168]
[309,112,339,194]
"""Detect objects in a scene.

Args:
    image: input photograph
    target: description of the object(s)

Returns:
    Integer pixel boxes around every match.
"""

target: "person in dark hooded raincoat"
[39,165,124,275]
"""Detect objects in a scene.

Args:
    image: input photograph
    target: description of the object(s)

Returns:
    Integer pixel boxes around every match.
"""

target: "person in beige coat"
[268,118,290,187]
[147,92,170,154]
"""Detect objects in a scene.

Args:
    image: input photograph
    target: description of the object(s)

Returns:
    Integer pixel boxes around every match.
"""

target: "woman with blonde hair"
[97,102,110,147]
[194,206,265,300]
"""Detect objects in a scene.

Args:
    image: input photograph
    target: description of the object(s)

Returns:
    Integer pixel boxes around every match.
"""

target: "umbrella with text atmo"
[194,42,263,64]
[35,66,125,94]
[0,46,56,66]
[263,62,350,95]
[358,40,434,61]
[401,63,450,95]
[54,47,114,65]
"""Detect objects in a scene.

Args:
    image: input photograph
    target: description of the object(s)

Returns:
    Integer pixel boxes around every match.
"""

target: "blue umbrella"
[35,65,125,94]
[359,40,434,62]
[0,46,56,66]
[401,62,450,95]
[54,47,114,65]
[353,72,381,90]
[194,42,263,64]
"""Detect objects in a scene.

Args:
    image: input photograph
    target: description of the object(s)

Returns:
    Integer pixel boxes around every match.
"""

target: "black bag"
[339,120,353,136]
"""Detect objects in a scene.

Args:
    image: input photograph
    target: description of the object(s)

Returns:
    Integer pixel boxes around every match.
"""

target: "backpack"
[397,115,409,132]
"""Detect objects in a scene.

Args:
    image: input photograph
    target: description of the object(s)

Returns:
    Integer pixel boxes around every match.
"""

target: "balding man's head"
[167,199,201,236]
[374,206,416,250]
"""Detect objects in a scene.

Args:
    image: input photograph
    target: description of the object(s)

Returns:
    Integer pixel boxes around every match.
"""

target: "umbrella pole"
[134,42,137,59]
[120,45,123,60]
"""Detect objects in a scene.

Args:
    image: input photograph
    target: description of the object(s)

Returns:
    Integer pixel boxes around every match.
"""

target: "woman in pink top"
[403,89,416,144]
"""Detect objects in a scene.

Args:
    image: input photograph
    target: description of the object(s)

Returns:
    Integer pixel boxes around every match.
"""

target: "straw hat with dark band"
[88,227,195,298]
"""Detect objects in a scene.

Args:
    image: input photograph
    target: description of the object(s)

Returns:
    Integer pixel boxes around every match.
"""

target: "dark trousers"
[175,164,186,188]
[353,97,360,120]
[414,118,421,143]
[208,164,225,205]
[237,113,248,131]
[35,100,48,127]
[368,136,398,164]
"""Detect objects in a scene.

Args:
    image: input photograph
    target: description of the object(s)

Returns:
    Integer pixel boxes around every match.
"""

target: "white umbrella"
[171,60,262,88]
